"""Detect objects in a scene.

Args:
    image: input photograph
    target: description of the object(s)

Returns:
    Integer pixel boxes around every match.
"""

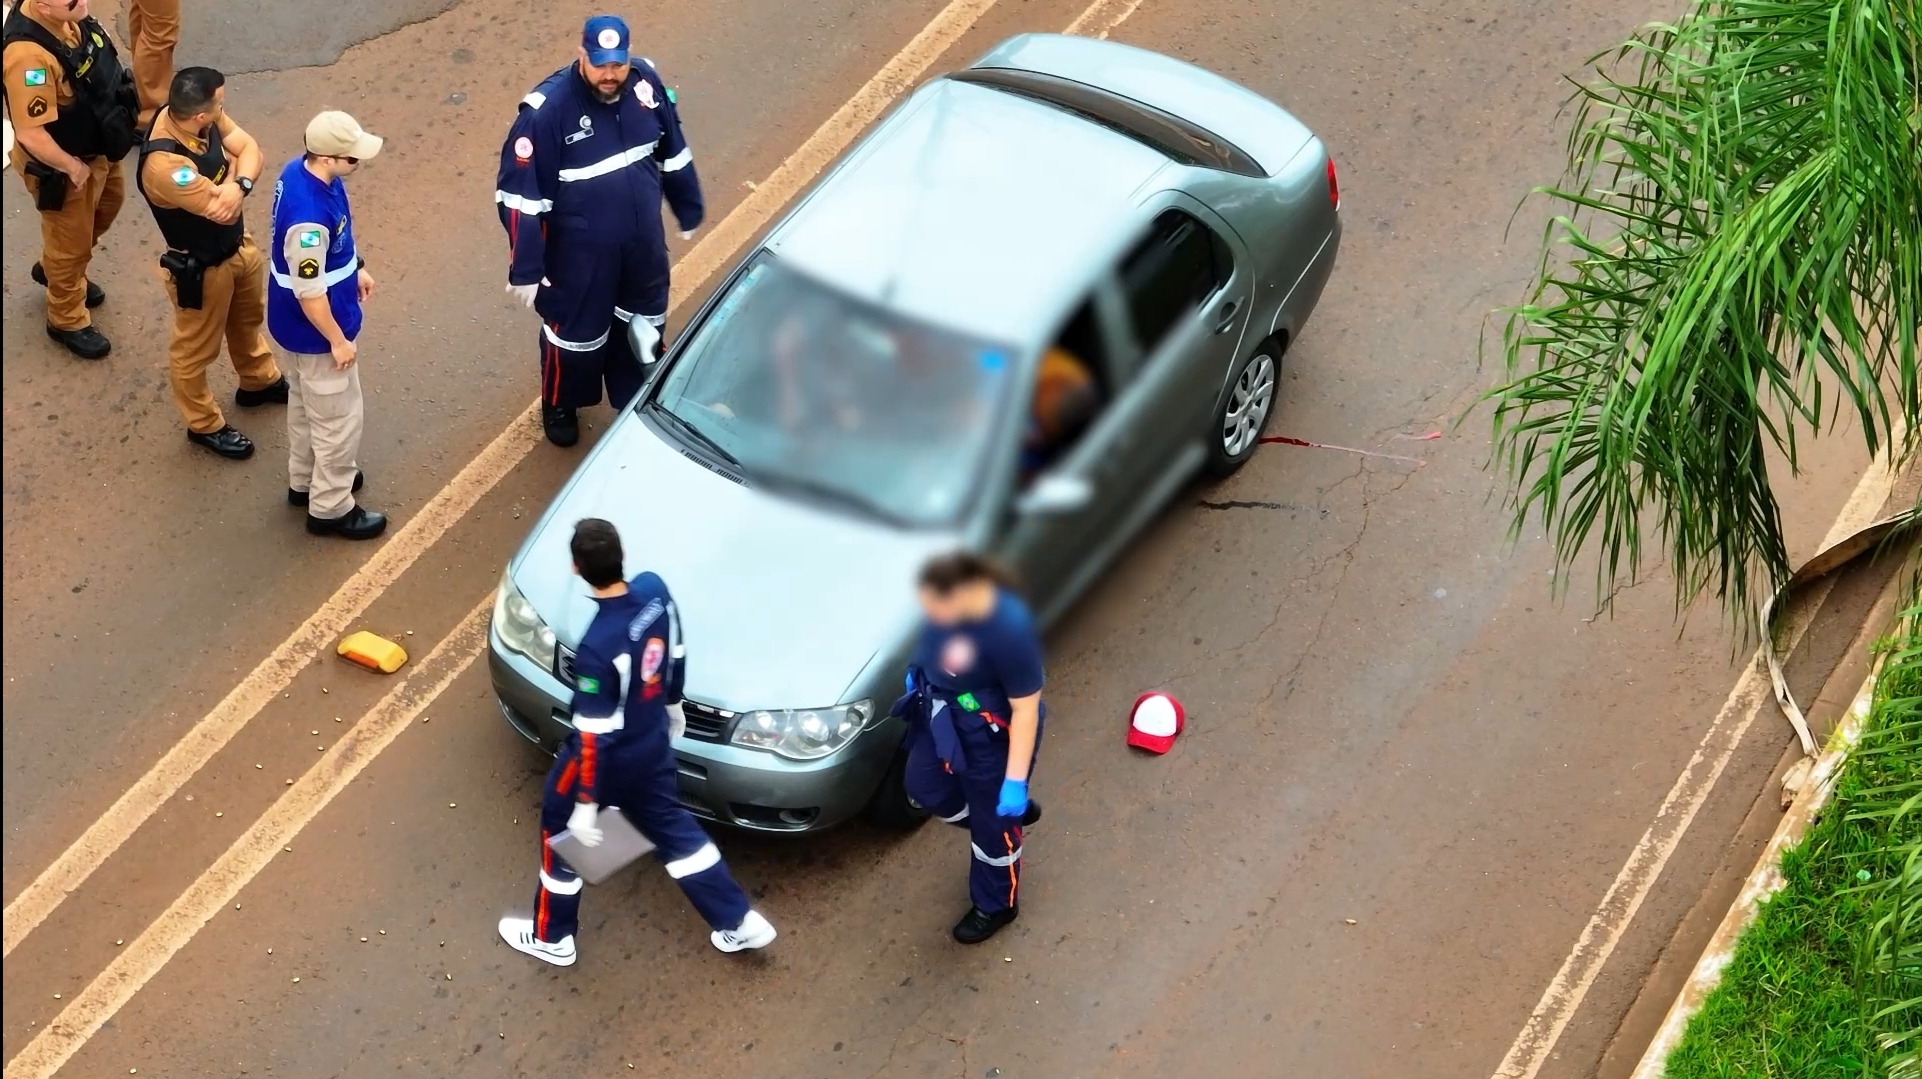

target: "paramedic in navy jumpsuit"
[493,14,702,448]
[498,519,775,965]
[896,552,1047,944]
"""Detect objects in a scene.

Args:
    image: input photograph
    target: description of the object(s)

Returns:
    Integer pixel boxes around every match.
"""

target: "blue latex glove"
[996,778,1029,819]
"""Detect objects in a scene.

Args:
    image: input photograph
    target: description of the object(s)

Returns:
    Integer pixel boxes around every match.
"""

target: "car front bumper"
[487,625,900,833]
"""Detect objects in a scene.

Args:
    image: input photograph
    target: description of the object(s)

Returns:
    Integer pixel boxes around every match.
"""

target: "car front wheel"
[864,738,932,831]
[1206,336,1282,477]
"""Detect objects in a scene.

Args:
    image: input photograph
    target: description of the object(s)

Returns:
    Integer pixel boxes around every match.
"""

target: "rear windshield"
[650,253,1018,529]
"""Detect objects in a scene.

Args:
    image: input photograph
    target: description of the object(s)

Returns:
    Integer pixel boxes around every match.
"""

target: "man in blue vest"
[493,14,703,448]
[265,110,386,540]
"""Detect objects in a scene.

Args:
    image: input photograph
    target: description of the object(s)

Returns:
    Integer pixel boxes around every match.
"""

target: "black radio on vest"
[1,10,140,161]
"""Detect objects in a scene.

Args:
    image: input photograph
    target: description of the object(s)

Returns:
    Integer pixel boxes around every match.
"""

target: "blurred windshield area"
[651,253,1017,528]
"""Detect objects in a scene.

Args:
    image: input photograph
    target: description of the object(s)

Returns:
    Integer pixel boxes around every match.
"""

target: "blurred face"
[917,580,993,626]
[577,50,630,101]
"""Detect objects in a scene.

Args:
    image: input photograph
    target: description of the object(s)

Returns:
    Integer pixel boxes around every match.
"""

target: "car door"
[1104,201,1253,534]
[991,284,1140,624]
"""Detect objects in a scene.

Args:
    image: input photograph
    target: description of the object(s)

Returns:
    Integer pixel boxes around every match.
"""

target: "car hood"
[510,412,955,712]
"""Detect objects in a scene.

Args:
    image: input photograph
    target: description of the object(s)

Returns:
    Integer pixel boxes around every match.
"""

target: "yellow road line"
[1,0,1008,961]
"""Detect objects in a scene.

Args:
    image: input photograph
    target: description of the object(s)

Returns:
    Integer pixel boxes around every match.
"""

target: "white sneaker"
[498,916,577,967]
[711,909,777,953]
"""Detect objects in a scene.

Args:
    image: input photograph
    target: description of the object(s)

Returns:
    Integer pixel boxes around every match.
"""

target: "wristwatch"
[237,176,255,197]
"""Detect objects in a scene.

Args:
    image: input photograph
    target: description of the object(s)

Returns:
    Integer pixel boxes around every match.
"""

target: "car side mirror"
[1013,473,1093,517]
[627,318,662,365]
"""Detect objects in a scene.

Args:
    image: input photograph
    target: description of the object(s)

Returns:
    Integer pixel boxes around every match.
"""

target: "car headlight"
[730,700,872,761]
[492,569,557,666]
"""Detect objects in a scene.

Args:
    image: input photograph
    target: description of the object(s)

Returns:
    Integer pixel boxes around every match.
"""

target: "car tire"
[865,738,932,831]
[1205,335,1283,478]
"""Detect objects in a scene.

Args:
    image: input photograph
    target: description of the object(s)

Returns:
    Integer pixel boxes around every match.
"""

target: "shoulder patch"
[513,135,533,163]
[575,675,600,694]
[296,258,321,280]
[171,166,196,187]
[25,96,49,118]
[23,68,48,87]
[628,599,665,642]
[297,228,325,248]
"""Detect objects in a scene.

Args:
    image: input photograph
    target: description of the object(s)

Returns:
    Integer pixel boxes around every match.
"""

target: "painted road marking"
[1,599,492,1079]
[4,2,1157,1075]
[0,0,1007,961]
[1489,450,1904,1079]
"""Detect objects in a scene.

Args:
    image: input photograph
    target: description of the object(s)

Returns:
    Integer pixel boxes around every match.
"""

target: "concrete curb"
[1627,667,1881,1078]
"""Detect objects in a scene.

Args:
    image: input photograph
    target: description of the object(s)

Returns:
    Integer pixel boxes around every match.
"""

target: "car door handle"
[1212,300,1239,334]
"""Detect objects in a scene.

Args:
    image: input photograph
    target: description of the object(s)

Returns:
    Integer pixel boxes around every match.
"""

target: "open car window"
[650,253,1020,529]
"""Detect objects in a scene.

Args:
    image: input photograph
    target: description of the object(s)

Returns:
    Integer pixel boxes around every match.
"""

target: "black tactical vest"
[1,9,139,160]
[135,120,246,266]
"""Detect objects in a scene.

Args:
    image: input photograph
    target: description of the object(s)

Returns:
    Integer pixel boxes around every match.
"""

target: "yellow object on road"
[337,631,407,673]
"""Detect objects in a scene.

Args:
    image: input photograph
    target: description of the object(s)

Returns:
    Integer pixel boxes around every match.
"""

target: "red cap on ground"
[1127,692,1185,754]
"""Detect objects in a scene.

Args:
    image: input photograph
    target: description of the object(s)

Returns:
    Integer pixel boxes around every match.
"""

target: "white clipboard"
[544,808,656,885]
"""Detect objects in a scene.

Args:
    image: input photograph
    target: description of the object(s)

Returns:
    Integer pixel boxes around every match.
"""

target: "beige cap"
[305,111,383,160]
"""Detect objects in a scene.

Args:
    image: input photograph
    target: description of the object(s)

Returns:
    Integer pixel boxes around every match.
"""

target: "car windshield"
[650,253,1017,528]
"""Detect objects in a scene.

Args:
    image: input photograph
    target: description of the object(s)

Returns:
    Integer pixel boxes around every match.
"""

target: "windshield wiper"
[751,468,920,530]
[647,404,744,472]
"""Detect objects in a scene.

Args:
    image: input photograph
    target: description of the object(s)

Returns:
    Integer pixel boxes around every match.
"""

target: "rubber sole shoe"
[289,471,364,507]
[187,424,254,460]
[31,262,105,308]
[307,505,388,540]
[498,917,576,967]
[235,377,290,407]
[542,405,580,448]
[712,909,777,953]
[46,323,111,360]
[952,905,1018,945]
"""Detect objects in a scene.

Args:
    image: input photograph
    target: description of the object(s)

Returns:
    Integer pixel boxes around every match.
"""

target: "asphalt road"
[0,0,1881,1076]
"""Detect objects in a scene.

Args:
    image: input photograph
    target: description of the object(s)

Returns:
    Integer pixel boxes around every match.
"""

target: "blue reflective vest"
[267,157,362,354]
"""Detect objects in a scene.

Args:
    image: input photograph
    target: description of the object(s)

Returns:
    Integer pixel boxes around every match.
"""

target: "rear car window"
[1118,210,1230,354]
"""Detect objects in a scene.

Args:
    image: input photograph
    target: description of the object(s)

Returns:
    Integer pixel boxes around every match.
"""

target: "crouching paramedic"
[499,518,776,966]
[894,552,1046,945]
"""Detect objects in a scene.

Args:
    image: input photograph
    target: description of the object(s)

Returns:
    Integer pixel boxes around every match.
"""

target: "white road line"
[0,0,1007,961]
[2,599,493,1079]
[1066,0,1148,38]
[1489,453,1904,1079]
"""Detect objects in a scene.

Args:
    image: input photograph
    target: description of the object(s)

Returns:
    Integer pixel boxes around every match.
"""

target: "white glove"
[566,801,603,848]
[679,229,697,241]
[666,702,687,740]
[506,282,538,308]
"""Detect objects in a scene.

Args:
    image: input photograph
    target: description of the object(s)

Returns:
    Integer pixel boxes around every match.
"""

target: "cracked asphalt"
[0,0,1877,1075]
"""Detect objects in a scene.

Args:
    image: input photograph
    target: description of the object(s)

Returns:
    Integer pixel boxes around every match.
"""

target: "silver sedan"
[488,32,1342,833]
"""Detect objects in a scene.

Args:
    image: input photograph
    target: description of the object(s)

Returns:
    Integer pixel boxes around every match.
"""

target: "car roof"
[763,77,1171,348]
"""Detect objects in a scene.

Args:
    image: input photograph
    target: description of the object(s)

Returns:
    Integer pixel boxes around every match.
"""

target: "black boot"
[46,323,111,360]
[31,262,105,308]
[187,424,254,460]
[542,405,579,447]
[952,905,1018,945]
[307,505,388,540]
[235,377,290,407]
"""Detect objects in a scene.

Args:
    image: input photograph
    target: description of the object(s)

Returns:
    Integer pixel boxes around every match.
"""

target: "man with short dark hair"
[136,64,286,461]
[3,0,141,359]
[499,518,776,966]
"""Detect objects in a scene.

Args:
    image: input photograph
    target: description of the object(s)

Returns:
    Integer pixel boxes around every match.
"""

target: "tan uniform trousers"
[127,0,180,121]
[19,157,124,331]
[163,237,283,434]
[285,350,365,521]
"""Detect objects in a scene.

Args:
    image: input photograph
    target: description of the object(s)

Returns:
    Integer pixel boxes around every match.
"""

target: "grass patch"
[1666,594,1922,1079]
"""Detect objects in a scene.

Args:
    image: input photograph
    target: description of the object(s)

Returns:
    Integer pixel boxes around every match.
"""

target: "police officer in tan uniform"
[135,65,286,460]
[3,0,141,360]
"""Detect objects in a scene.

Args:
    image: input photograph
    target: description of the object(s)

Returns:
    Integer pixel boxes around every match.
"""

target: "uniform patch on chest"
[634,80,657,109]
[939,635,977,677]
